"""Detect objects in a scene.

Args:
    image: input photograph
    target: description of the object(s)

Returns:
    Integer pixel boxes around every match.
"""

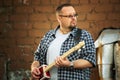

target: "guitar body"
[39,65,50,80]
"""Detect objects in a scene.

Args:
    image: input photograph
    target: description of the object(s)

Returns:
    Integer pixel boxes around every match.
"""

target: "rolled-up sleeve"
[81,31,96,67]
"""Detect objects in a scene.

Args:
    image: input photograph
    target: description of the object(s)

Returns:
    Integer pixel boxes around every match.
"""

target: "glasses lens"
[69,14,78,18]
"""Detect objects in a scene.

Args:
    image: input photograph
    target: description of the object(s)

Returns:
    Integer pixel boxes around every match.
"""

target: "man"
[31,3,96,80]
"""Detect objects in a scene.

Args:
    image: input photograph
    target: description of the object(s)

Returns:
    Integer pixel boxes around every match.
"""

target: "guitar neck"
[44,41,85,72]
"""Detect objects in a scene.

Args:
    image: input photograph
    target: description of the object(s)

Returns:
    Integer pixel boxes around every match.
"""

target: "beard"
[68,25,76,31]
[70,20,77,28]
[68,23,77,31]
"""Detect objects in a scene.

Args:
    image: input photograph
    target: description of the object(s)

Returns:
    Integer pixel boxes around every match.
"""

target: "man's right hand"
[31,67,41,79]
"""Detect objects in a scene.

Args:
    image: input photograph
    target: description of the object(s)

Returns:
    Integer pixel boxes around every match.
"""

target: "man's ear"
[56,15,61,23]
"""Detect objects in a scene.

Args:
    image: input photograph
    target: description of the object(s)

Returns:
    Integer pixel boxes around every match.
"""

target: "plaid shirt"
[34,26,96,80]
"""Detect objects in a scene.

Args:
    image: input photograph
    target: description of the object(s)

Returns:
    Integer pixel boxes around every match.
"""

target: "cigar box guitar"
[39,41,85,80]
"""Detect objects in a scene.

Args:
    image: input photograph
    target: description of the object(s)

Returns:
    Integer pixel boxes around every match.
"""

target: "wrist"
[69,61,74,67]
[31,66,38,71]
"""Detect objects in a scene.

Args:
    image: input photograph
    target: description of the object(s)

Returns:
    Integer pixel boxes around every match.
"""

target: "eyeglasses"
[59,13,78,18]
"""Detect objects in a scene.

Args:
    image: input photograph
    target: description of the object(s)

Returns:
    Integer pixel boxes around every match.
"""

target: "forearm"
[55,57,93,69]
[73,59,93,69]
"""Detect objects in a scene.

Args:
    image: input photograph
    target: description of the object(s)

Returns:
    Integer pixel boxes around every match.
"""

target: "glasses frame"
[59,13,78,18]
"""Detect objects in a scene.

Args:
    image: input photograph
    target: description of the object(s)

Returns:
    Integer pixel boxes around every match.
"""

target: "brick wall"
[0,0,120,80]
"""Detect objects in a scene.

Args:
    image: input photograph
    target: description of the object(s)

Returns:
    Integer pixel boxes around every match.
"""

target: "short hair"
[56,3,73,14]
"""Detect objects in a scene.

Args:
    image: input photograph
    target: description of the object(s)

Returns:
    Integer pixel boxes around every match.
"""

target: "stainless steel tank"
[97,44,114,80]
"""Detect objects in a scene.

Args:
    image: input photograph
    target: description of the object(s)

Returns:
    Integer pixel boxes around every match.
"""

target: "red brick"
[13,22,32,30]
[87,13,106,21]
[15,6,33,14]
[16,38,35,45]
[28,29,48,38]
[100,0,110,4]
[34,37,41,45]
[51,0,59,5]
[13,0,22,6]
[7,30,28,38]
[29,13,47,22]
[33,22,51,30]
[51,21,59,29]
[0,23,13,38]
[22,55,34,67]
[48,14,57,21]
[5,38,16,47]
[31,0,40,5]
[75,5,94,13]
[79,0,89,4]
[6,46,23,60]
[3,0,12,6]
[96,21,120,30]
[13,46,23,55]
[22,46,34,55]
[108,13,120,20]
[90,0,99,4]
[9,60,30,70]
[22,0,31,5]
[70,0,81,5]
[0,7,13,14]
[0,39,6,46]
[13,0,31,6]
[0,47,6,53]
[10,14,28,22]
[59,0,70,4]
[89,21,98,28]
[0,38,16,47]
[115,5,120,12]
[4,47,15,58]
[35,6,54,13]
[77,14,86,21]
[77,21,89,29]
[0,56,6,80]
[0,15,8,22]
[0,23,7,29]
[95,4,113,12]
[30,45,38,54]
[8,46,33,69]
[110,0,120,3]
[40,0,51,5]
[21,52,34,64]
[0,0,3,6]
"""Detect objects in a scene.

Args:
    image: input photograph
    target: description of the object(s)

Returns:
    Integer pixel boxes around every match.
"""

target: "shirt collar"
[52,25,79,38]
